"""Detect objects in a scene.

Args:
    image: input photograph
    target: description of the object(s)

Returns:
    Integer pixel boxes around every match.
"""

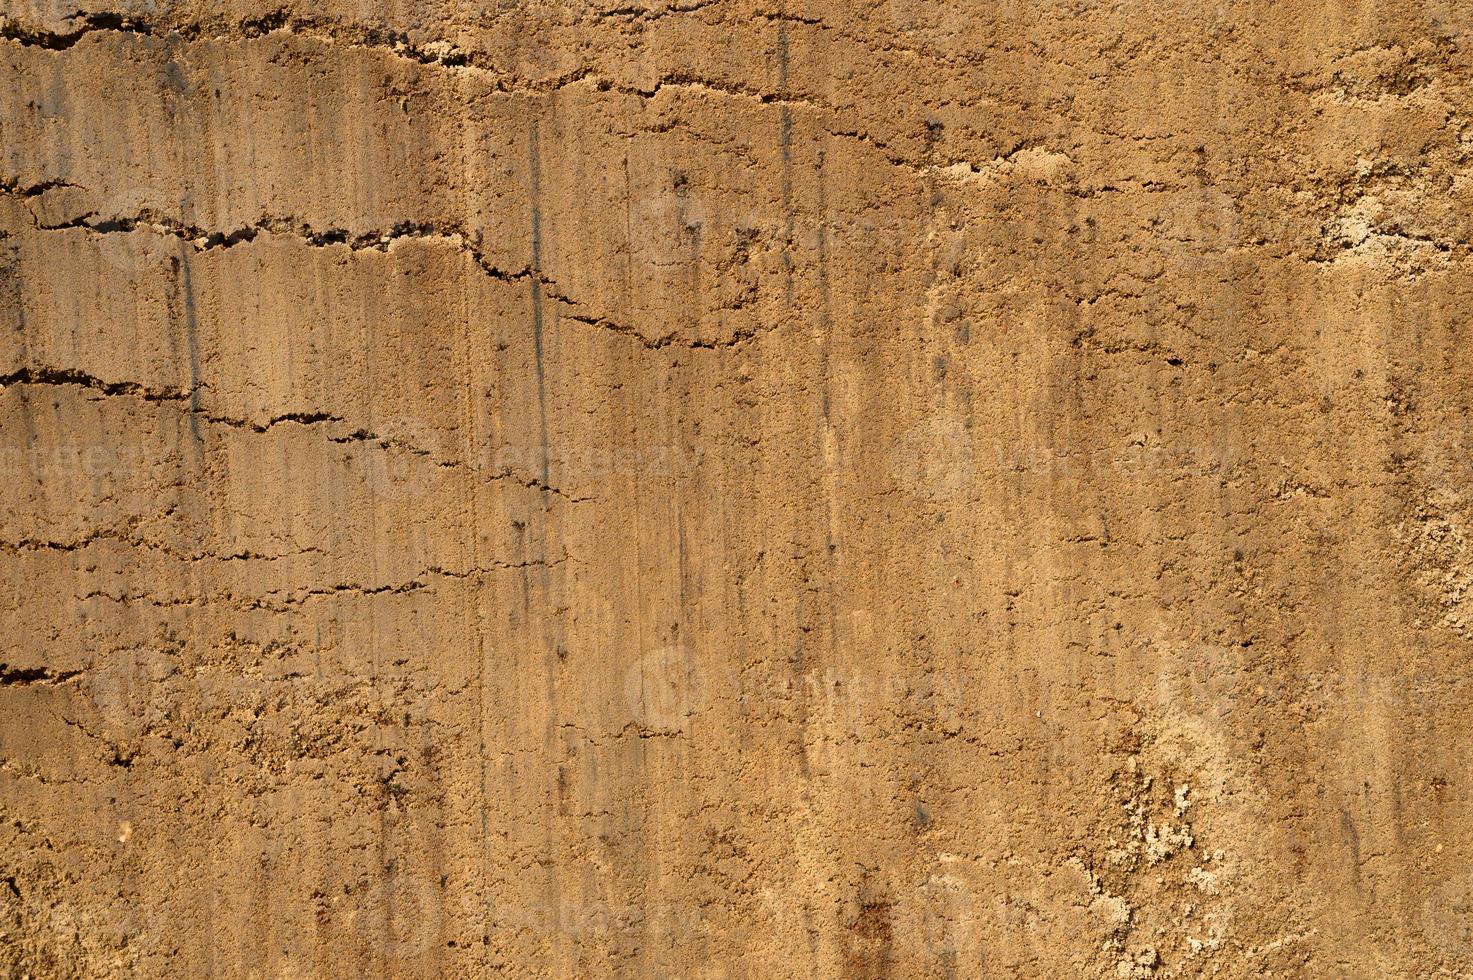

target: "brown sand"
[2,1,1472,976]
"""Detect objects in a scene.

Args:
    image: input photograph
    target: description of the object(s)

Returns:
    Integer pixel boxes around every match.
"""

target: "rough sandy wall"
[2,0,1473,976]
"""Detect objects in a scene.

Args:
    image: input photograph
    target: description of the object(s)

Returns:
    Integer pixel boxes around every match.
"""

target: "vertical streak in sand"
[776,22,810,778]
[526,115,564,948]
[778,26,795,310]
[528,121,550,489]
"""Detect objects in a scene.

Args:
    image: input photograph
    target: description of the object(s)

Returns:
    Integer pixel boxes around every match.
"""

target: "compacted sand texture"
[3,0,1473,977]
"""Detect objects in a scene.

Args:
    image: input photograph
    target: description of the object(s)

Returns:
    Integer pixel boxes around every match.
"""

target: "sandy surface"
[2,1,1473,976]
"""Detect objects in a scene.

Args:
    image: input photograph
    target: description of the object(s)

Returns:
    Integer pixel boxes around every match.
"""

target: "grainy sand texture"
[2,0,1473,976]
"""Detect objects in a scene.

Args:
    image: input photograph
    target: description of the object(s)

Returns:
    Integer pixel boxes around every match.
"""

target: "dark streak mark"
[528,120,551,488]
[0,664,82,686]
